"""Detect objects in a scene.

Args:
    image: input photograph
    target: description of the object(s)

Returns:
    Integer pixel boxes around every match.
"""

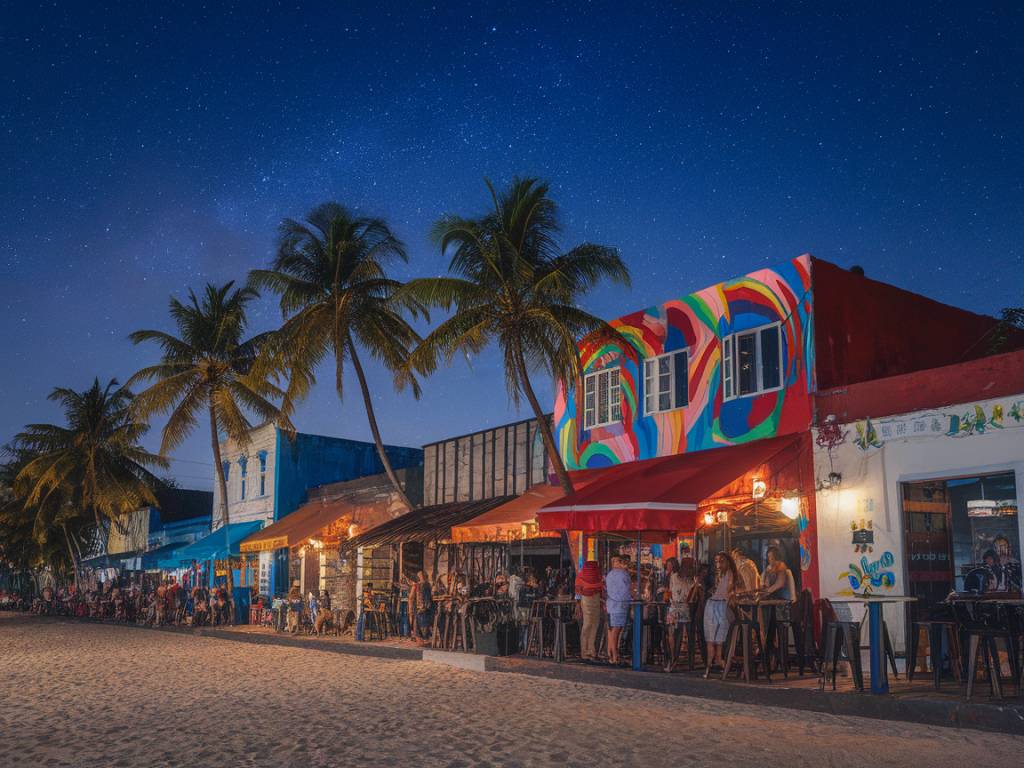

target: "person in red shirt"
[575,560,603,662]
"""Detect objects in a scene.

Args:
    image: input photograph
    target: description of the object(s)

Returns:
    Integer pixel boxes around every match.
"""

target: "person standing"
[731,548,760,594]
[415,571,434,646]
[604,556,633,665]
[703,551,738,677]
[663,557,697,672]
[575,560,603,662]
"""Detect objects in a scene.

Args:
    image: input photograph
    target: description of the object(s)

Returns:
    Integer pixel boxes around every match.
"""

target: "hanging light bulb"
[752,478,767,500]
[702,510,716,526]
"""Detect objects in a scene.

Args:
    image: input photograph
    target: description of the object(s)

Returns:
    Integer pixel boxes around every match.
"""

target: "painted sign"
[852,397,1024,452]
[840,551,896,594]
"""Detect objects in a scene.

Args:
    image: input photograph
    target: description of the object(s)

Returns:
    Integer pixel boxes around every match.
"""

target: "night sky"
[2,2,1022,490]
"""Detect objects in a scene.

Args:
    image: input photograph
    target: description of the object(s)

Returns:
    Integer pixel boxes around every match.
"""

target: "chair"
[817,598,864,691]
[907,603,962,689]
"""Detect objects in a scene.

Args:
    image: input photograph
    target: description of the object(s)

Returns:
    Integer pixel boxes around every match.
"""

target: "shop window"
[722,322,783,400]
[902,472,1019,616]
[643,350,688,415]
[583,367,622,429]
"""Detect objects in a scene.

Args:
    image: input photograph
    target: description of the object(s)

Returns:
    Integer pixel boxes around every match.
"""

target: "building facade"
[214,424,422,595]
[422,416,549,506]
[812,349,1024,649]
[551,254,1009,597]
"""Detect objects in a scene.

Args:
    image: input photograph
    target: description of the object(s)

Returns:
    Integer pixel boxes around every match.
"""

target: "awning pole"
[632,530,642,672]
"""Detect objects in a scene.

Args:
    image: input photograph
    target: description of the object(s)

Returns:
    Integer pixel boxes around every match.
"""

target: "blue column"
[631,603,643,671]
[868,601,887,694]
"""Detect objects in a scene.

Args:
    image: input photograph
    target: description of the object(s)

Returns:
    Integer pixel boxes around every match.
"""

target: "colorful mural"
[851,397,1024,452]
[555,255,816,469]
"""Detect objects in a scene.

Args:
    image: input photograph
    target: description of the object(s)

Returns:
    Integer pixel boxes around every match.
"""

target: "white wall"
[813,392,1024,650]
[211,423,277,528]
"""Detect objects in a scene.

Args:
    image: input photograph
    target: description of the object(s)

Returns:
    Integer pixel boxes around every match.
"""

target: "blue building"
[215,423,422,594]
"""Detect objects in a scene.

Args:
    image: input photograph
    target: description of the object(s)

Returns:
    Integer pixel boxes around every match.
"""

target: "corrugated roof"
[344,497,514,550]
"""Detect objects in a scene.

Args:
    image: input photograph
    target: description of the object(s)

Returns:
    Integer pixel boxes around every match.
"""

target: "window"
[258,451,268,496]
[238,456,248,501]
[583,367,622,429]
[722,322,784,400]
[221,462,231,502]
[644,350,688,415]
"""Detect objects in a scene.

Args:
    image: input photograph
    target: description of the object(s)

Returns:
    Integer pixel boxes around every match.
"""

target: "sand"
[0,612,1021,767]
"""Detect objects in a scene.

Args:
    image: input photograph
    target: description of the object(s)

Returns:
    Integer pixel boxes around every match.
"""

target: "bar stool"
[907,604,962,690]
[722,616,767,683]
[820,619,864,690]
[817,599,864,691]
[525,600,547,658]
[954,601,1017,700]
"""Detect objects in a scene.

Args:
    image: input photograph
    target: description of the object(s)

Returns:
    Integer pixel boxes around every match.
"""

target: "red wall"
[812,257,1008,390]
[815,347,1024,423]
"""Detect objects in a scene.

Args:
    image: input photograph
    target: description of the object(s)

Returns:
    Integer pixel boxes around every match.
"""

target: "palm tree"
[13,380,167,583]
[404,177,630,494]
[249,203,424,510]
[128,283,288,603]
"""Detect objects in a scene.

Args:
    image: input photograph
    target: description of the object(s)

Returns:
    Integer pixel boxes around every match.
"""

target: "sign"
[239,535,289,553]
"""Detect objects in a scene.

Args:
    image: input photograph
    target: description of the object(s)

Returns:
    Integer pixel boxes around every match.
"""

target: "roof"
[167,521,263,563]
[815,347,1024,424]
[345,497,514,550]
[79,551,141,570]
[153,487,213,525]
[451,485,564,544]
[240,501,350,553]
[539,434,801,532]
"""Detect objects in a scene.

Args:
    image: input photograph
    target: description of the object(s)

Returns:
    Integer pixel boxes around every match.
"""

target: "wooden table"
[831,595,916,694]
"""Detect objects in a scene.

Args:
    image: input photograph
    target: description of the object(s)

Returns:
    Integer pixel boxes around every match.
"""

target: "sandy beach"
[1,612,1021,767]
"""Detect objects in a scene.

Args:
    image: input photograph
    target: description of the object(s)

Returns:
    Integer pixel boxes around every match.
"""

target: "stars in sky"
[1,2,1022,488]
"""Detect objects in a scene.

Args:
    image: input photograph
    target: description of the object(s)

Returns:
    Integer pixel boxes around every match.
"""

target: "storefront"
[541,432,817,591]
[813,390,1024,650]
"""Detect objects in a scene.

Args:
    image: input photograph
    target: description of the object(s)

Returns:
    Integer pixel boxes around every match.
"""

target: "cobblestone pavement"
[2,613,1022,768]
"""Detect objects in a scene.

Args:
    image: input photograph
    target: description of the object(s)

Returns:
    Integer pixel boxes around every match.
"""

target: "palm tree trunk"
[348,340,415,511]
[513,346,575,495]
[209,405,234,614]
[61,524,80,591]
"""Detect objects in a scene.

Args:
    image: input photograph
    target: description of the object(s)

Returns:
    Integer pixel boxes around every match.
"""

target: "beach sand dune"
[0,612,1020,767]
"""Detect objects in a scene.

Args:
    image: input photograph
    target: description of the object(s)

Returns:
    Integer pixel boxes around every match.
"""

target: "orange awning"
[451,485,564,544]
[239,500,355,553]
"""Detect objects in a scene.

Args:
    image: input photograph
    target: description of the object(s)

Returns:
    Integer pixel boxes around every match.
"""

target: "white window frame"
[644,350,688,415]
[582,367,622,429]
[722,321,784,401]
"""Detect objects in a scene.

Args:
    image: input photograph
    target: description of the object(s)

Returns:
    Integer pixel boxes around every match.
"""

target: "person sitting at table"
[731,548,760,594]
[759,546,795,602]
[575,560,603,663]
[663,557,697,672]
[605,555,633,665]
[703,551,738,677]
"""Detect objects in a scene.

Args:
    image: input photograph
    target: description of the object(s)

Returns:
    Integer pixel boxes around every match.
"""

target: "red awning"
[539,434,801,533]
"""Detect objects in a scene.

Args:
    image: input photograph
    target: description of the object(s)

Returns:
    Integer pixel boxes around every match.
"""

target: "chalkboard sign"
[852,529,874,546]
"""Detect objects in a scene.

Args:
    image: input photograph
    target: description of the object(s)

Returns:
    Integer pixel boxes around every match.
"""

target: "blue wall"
[272,429,423,522]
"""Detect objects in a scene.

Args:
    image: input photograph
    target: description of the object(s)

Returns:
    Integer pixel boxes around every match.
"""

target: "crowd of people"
[19,577,236,627]
[572,546,798,672]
